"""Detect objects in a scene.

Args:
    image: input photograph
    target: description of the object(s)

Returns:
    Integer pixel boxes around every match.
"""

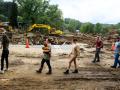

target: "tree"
[0,14,7,21]
[80,22,94,33]
[9,2,18,28]
[94,23,103,33]
[0,2,18,28]
[16,0,63,31]
[64,18,81,32]
[17,0,45,24]
[0,0,3,2]
[45,5,63,29]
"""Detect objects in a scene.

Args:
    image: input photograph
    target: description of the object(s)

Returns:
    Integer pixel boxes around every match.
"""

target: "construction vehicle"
[0,22,14,40]
[0,22,14,32]
[28,24,63,35]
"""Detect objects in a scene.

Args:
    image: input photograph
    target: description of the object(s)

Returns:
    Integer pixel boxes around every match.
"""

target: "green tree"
[101,27,109,35]
[64,18,81,32]
[0,0,3,2]
[9,2,18,28]
[0,14,7,21]
[115,23,120,29]
[16,0,63,30]
[17,0,43,24]
[45,5,63,29]
[0,2,18,28]
[94,23,103,33]
[80,22,94,33]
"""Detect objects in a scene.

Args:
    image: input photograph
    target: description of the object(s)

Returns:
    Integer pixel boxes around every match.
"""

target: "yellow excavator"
[0,22,14,32]
[28,24,63,35]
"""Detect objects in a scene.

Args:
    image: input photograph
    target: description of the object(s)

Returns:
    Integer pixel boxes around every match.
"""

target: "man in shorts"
[64,39,80,74]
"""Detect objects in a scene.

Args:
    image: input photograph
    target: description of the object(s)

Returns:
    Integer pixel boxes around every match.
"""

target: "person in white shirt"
[64,39,80,74]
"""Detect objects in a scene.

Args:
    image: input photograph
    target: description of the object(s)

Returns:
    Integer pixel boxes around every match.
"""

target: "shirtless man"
[64,39,80,74]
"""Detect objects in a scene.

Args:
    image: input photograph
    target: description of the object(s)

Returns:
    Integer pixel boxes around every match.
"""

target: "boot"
[36,69,42,73]
[64,70,69,74]
[92,60,96,63]
[72,69,78,73]
[46,70,52,75]
[96,60,100,62]
[111,66,116,68]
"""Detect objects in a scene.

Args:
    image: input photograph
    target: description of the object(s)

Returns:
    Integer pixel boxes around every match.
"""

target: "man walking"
[64,39,80,74]
[111,38,120,68]
[36,39,52,74]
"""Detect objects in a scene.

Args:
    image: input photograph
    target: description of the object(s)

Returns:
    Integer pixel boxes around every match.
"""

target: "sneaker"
[72,69,78,73]
[0,70,4,74]
[36,70,42,73]
[64,70,69,74]
[111,66,116,68]
[46,72,52,75]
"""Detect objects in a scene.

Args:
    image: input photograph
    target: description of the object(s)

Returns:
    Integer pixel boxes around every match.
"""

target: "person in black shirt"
[0,33,9,74]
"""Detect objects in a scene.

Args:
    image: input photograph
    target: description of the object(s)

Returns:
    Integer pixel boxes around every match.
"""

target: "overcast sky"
[4,0,120,24]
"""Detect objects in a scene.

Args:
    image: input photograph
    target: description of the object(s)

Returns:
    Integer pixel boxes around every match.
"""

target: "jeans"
[113,53,120,67]
[93,48,101,62]
[1,49,9,70]
[39,58,52,72]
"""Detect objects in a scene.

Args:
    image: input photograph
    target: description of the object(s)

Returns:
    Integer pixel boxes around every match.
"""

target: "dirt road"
[0,45,119,90]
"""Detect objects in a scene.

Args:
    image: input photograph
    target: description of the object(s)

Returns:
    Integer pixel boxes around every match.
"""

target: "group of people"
[36,37,104,75]
[0,32,120,75]
[92,36,120,69]
[36,38,80,75]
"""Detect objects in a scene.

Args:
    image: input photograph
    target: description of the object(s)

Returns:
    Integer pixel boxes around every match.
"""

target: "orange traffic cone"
[26,38,30,48]
[111,43,115,51]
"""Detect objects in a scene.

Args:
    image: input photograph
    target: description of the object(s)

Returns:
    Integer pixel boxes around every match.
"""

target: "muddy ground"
[0,45,120,90]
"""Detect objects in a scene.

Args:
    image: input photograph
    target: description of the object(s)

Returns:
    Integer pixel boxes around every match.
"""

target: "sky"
[4,0,120,24]
[50,0,120,24]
